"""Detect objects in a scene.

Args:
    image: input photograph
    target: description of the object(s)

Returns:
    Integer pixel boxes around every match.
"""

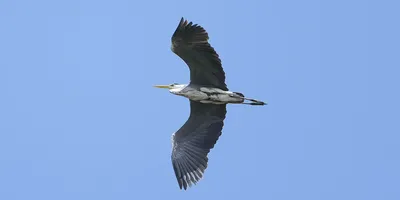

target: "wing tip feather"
[172,17,209,43]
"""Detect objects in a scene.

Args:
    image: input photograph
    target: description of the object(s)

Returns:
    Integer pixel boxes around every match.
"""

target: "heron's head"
[154,83,186,94]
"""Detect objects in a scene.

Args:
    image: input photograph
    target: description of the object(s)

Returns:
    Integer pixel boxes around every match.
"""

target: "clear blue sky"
[1,0,399,199]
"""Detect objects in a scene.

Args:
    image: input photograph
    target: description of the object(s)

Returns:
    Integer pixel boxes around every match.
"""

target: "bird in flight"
[154,18,267,190]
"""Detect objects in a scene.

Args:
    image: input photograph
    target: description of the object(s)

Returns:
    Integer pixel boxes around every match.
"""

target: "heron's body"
[154,18,267,190]
[167,83,258,105]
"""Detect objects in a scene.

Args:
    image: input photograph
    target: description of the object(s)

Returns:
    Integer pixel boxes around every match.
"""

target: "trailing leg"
[230,92,267,106]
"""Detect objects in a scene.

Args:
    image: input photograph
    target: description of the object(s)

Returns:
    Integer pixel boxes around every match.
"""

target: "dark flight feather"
[171,100,227,189]
[171,17,228,90]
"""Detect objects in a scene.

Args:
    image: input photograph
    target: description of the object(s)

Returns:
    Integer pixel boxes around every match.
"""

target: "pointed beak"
[153,85,170,89]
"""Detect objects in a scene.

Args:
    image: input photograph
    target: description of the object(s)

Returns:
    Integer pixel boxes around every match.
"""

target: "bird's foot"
[242,97,267,106]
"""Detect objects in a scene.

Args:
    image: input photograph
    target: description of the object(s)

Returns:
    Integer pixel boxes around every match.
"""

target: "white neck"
[169,84,187,94]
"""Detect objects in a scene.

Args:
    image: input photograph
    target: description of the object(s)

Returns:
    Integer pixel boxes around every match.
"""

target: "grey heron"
[155,18,267,190]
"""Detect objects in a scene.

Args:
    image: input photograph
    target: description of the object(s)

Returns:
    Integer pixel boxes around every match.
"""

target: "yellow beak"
[153,85,171,89]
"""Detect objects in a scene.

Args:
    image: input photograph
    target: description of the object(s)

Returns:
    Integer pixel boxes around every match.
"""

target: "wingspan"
[171,100,227,189]
[171,18,228,90]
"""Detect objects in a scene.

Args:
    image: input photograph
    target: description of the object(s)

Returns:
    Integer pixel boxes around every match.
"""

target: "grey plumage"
[155,18,266,190]
[171,100,226,189]
[170,18,228,189]
[171,17,228,91]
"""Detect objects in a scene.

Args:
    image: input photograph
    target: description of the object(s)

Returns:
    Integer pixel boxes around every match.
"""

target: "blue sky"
[1,0,399,199]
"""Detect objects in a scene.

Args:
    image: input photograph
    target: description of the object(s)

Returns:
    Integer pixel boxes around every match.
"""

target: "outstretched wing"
[171,100,227,190]
[171,17,228,91]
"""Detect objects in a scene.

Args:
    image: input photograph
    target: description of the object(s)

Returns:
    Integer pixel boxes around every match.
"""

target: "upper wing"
[171,18,228,90]
[171,100,227,190]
